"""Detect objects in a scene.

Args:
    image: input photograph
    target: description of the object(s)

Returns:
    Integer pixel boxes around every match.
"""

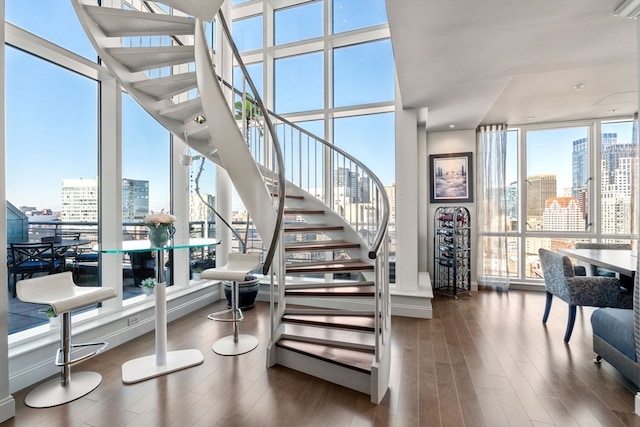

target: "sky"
[506,121,635,196]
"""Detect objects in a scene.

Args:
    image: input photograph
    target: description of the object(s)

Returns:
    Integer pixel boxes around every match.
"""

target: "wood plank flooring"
[4,289,640,426]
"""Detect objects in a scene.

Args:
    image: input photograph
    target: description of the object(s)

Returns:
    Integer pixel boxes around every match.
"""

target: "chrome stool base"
[202,253,262,357]
[212,334,259,356]
[24,371,102,408]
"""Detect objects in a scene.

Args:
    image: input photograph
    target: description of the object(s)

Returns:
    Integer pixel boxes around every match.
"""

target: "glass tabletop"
[93,238,220,254]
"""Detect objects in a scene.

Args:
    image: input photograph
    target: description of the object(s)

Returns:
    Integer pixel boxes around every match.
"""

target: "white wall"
[424,130,477,288]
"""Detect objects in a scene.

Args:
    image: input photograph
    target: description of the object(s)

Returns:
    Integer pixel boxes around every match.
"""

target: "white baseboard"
[0,395,16,423]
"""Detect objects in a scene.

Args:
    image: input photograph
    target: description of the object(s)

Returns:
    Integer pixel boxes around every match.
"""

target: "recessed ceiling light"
[574,83,584,91]
[449,124,456,129]
[527,116,536,120]
[608,108,620,113]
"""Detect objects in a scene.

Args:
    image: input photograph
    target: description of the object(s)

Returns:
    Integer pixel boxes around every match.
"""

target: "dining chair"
[538,248,633,342]
[9,242,64,297]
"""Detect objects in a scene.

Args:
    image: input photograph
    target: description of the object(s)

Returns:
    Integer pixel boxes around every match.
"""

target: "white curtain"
[476,124,510,291]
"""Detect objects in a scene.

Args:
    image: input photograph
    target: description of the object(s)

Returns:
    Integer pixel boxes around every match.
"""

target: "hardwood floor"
[4,289,640,426]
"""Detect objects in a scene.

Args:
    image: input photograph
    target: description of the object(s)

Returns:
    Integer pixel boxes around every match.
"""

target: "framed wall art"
[429,152,473,203]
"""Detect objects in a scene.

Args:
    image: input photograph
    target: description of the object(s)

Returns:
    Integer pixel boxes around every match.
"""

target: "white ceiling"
[386,0,638,132]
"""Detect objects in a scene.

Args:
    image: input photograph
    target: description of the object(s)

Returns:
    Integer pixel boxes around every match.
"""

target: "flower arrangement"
[143,209,177,228]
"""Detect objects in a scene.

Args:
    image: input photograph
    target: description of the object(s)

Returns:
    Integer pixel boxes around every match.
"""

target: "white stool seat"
[17,272,117,315]
[202,253,261,356]
[201,253,262,282]
[16,272,117,408]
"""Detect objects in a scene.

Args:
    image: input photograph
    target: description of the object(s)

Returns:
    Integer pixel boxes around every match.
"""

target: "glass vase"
[147,225,175,247]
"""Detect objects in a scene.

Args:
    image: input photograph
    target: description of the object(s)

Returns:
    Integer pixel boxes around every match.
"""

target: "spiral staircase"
[71,0,391,403]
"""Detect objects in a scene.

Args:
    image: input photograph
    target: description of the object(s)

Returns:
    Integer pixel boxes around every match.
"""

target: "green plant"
[141,277,156,289]
[193,267,203,274]
[45,308,57,318]
[234,93,263,141]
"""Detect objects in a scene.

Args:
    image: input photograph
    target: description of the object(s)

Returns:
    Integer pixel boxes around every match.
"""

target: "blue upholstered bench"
[591,308,639,386]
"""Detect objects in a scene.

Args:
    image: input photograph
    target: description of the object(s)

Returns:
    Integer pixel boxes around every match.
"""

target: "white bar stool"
[202,253,261,356]
[17,272,117,408]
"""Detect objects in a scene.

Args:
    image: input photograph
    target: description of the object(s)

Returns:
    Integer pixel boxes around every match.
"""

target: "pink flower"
[143,209,177,227]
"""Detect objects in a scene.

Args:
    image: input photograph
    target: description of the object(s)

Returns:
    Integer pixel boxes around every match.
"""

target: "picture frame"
[429,152,473,203]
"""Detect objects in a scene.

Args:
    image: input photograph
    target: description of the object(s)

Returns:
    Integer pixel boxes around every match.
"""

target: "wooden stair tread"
[284,223,344,232]
[286,259,374,274]
[285,208,325,215]
[276,338,373,374]
[271,192,304,200]
[282,313,375,332]
[285,240,360,252]
[286,285,375,297]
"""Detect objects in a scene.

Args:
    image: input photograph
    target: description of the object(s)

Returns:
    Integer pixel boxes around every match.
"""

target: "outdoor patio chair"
[9,242,64,298]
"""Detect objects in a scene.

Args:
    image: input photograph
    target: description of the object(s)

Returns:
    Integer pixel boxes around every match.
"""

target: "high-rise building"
[189,193,215,224]
[601,142,638,234]
[526,174,557,219]
[384,183,396,224]
[122,178,149,222]
[334,166,358,202]
[572,137,590,221]
[61,178,98,222]
[542,196,583,231]
[61,178,149,222]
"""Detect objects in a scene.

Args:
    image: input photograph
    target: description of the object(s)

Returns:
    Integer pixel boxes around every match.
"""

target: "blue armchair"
[538,248,632,342]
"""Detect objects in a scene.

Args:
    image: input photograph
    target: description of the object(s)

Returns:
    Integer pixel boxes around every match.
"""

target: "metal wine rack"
[433,206,471,298]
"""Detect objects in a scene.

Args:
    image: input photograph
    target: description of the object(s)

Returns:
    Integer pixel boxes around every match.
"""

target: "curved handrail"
[220,89,390,260]
[268,111,390,259]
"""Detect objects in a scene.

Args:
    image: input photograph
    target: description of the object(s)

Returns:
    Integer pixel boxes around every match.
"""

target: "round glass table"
[94,238,220,383]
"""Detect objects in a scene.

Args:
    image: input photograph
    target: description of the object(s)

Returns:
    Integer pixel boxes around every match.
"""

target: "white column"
[99,77,123,311]
[394,80,419,292]
[0,1,17,421]
[171,134,190,285]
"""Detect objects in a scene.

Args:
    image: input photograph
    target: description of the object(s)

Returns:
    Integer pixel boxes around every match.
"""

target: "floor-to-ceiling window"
[4,4,179,336]
[122,94,170,300]
[501,119,638,285]
[6,0,96,61]
[5,43,98,334]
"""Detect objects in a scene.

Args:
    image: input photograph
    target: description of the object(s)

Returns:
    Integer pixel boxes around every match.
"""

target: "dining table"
[556,248,637,287]
[94,238,220,384]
